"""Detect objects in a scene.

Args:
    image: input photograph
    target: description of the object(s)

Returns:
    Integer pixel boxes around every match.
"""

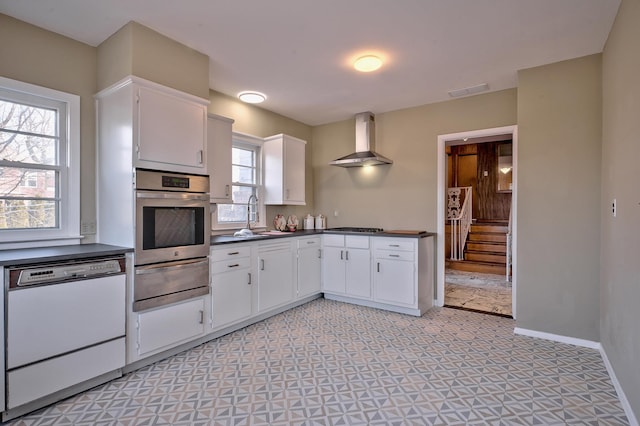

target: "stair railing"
[447,186,472,260]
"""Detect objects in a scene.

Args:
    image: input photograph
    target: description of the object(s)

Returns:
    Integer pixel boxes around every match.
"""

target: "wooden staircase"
[446,220,508,275]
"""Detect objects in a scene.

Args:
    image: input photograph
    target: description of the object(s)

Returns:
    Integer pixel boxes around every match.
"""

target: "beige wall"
[207,90,314,222]
[601,0,640,417]
[516,55,602,341]
[311,89,517,230]
[0,14,97,242]
[97,21,209,98]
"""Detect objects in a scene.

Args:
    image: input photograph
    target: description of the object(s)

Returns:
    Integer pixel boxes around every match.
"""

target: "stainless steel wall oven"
[134,169,210,311]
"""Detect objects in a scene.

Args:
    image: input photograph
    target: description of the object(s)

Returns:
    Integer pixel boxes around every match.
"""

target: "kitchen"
[0,0,639,423]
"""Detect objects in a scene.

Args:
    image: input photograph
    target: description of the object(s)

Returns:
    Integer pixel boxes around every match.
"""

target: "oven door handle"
[135,258,208,275]
[136,191,209,201]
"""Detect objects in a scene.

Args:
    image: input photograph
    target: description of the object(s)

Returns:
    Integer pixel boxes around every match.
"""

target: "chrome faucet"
[246,194,257,230]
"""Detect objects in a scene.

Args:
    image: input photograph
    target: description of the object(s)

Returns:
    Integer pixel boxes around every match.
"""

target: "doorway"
[436,126,518,318]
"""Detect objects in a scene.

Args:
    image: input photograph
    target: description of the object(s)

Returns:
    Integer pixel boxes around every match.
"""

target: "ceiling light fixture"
[354,55,383,72]
[238,91,266,104]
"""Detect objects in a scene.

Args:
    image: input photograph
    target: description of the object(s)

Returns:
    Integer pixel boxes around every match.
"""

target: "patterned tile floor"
[8,299,629,425]
[445,270,513,317]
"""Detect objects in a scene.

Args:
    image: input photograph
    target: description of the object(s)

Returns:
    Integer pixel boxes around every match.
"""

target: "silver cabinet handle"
[377,262,380,272]
[228,251,240,256]
[228,263,240,268]
[345,251,349,261]
[248,272,252,285]
[389,254,400,258]
[225,184,230,197]
[260,259,265,270]
[307,241,314,244]
[340,250,343,260]
[198,310,204,324]
[197,150,204,164]
[389,244,400,248]
[318,248,322,259]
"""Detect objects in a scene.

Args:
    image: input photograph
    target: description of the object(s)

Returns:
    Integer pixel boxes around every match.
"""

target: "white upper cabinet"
[207,114,234,203]
[96,76,208,175]
[263,134,306,205]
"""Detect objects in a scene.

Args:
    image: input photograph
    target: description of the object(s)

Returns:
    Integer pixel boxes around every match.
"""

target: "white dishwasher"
[4,256,126,420]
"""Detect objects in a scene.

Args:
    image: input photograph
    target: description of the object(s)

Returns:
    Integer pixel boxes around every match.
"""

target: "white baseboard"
[513,327,601,349]
[514,327,638,425]
[599,346,639,426]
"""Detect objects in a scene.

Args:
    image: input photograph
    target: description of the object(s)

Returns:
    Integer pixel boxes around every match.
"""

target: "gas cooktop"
[326,227,384,233]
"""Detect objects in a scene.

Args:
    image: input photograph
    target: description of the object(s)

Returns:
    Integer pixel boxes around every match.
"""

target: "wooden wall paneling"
[476,141,512,220]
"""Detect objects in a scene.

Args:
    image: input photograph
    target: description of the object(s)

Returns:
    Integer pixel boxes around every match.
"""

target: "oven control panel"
[9,257,125,288]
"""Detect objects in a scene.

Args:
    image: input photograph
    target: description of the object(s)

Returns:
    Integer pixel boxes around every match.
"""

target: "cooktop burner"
[327,227,384,233]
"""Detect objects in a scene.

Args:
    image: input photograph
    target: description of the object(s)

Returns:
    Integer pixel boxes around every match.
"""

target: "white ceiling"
[0,0,621,126]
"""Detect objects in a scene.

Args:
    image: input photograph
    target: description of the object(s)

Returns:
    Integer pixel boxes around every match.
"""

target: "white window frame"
[0,76,80,248]
[212,132,265,231]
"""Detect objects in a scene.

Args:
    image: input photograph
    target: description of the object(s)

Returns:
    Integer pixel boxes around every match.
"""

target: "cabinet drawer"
[211,245,251,261]
[212,257,251,274]
[323,234,344,247]
[373,238,415,252]
[297,237,321,249]
[346,235,370,249]
[375,249,414,262]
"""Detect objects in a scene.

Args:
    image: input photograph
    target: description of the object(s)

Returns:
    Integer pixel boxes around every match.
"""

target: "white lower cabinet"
[322,235,371,299]
[372,236,434,315]
[257,242,295,313]
[210,245,253,329]
[296,237,322,298]
[135,297,206,358]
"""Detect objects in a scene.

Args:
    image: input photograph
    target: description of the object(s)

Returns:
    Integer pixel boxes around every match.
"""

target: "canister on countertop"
[315,214,326,230]
[304,214,315,230]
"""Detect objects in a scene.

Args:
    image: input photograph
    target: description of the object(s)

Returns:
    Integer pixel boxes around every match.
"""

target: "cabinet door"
[374,259,415,306]
[284,136,305,204]
[345,248,371,298]
[208,114,233,202]
[258,249,294,312]
[298,246,322,298]
[137,86,206,170]
[322,246,346,293]
[263,134,306,205]
[211,267,252,328]
[136,298,205,356]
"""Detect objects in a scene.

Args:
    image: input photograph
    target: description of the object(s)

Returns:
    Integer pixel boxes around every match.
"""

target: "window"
[214,134,263,229]
[0,77,80,246]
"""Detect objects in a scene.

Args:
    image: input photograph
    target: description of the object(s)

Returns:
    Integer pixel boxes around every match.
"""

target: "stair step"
[468,233,506,243]
[467,242,506,254]
[471,224,508,234]
[446,260,506,275]
[465,251,506,264]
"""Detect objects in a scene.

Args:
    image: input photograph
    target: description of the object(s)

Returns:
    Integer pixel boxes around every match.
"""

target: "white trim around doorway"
[436,125,518,318]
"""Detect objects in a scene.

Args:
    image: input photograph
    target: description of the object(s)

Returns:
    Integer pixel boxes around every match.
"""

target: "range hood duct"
[330,112,393,167]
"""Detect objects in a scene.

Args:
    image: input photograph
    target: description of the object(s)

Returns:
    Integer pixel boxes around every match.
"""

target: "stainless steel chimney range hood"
[330,112,393,168]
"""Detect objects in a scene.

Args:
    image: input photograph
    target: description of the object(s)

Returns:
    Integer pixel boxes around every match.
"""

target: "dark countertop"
[211,229,435,245]
[0,244,133,267]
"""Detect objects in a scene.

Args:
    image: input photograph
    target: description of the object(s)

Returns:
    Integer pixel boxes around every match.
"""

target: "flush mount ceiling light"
[238,91,266,104]
[353,55,383,72]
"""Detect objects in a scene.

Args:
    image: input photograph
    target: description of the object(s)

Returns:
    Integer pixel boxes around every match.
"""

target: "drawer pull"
[228,263,240,268]
[377,262,380,272]
[389,254,400,258]
[198,310,204,324]
[389,244,400,248]
[307,241,315,245]
[340,250,344,260]
[248,272,252,285]
[260,259,265,270]
[345,251,349,261]
[228,251,240,255]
